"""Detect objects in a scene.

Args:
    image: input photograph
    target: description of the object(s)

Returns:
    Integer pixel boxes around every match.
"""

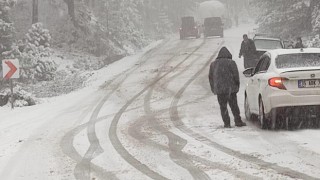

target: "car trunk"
[280,69,320,96]
[204,18,222,27]
[256,49,266,58]
[182,17,195,29]
[181,17,197,37]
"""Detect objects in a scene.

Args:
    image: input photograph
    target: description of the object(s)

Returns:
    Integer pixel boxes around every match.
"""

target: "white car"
[243,48,320,129]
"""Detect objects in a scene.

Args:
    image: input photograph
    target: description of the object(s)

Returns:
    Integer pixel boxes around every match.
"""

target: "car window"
[254,39,283,49]
[276,53,320,69]
[182,17,195,28]
[204,18,222,26]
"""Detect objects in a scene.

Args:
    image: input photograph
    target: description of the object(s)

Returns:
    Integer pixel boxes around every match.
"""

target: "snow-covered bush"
[72,57,104,71]
[25,23,51,50]
[13,85,36,107]
[15,23,57,81]
[0,89,9,106]
[33,59,57,81]
[0,85,36,107]
[307,34,320,48]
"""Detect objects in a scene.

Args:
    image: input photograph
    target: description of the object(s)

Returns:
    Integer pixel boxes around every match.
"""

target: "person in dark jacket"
[209,47,246,128]
[294,37,304,48]
[239,34,257,69]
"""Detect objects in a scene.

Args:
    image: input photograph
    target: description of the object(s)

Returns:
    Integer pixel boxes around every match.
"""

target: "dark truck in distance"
[179,16,200,40]
[203,17,224,38]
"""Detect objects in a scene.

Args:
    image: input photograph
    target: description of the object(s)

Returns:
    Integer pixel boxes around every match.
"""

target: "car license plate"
[298,79,320,88]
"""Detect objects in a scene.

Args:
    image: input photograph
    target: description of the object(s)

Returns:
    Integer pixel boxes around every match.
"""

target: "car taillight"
[268,77,288,90]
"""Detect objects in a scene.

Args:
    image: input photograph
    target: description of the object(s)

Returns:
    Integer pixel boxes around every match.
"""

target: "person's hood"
[217,47,232,59]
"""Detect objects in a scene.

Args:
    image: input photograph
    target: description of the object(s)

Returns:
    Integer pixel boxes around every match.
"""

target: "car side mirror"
[243,68,254,77]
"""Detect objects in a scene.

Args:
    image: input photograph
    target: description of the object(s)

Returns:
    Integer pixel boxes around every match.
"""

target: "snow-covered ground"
[0,24,320,180]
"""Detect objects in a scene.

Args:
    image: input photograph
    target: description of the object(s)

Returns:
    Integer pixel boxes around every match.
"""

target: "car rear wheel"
[259,99,268,129]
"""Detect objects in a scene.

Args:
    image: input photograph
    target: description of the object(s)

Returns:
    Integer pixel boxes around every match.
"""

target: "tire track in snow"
[130,75,262,179]
[168,44,320,180]
[61,112,119,180]
[64,75,128,180]
[129,100,259,179]
[109,40,206,180]
[73,76,128,180]
[143,53,211,179]
[0,91,106,180]
[143,39,258,179]
[73,47,174,178]
[62,77,136,180]
[61,39,172,180]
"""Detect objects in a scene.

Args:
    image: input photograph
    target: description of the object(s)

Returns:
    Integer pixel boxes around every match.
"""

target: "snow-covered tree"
[251,0,311,37]
[26,23,51,48]
[310,0,320,35]
[0,0,16,60]
[251,0,320,47]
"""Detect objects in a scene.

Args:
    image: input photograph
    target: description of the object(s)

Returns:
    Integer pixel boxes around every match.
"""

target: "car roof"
[253,33,281,40]
[267,48,320,57]
[253,37,282,41]
[204,17,221,20]
[204,17,222,24]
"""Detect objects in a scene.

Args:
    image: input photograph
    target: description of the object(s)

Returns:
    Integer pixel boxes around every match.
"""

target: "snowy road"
[1,25,320,180]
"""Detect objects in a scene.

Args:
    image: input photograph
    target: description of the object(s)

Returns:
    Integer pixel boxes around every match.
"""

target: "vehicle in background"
[243,48,320,130]
[179,16,200,40]
[203,17,224,38]
[253,34,285,58]
[198,0,232,30]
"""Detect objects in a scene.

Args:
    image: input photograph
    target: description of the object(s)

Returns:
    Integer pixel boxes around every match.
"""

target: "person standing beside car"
[239,34,257,69]
[209,47,246,128]
[294,37,304,48]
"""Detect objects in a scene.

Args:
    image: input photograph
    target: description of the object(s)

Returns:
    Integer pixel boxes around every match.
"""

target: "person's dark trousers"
[217,93,242,126]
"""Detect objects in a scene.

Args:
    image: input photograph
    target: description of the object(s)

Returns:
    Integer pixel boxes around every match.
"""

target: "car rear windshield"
[182,17,195,28]
[204,18,222,26]
[254,39,283,50]
[276,53,320,69]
